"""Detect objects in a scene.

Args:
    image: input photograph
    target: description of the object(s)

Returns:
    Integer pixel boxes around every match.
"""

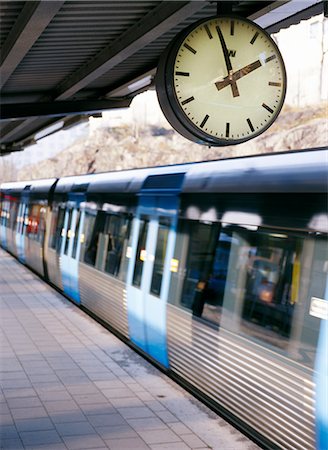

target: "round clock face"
[156,16,287,146]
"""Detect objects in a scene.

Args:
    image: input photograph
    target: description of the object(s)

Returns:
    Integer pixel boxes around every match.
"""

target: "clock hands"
[215,59,262,92]
[216,25,240,98]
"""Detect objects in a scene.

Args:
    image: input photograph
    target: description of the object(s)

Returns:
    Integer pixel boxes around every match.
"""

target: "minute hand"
[215,59,262,92]
[216,25,239,97]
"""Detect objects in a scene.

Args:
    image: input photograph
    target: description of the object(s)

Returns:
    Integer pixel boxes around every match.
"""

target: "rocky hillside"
[14,102,328,181]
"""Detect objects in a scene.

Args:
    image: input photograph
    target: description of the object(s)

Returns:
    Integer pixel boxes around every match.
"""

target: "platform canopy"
[0,0,325,155]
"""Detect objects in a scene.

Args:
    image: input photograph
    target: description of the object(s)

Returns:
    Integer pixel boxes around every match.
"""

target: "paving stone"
[181,433,207,448]
[0,371,29,380]
[104,437,150,449]
[0,403,10,415]
[37,389,72,401]
[95,424,138,440]
[0,424,20,439]
[10,406,48,420]
[169,422,193,435]
[0,413,14,426]
[118,406,156,419]
[72,393,109,405]
[15,417,55,432]
[87,413,127,427]
[156,410,179,423]
[109,396,144,408]
[3,388,37,399]
[144,399,167,412]
[127,417,168,432]
[94,379,125,390]
[55,421,96,436]
[0,438,24,449]
[49,410,87,424]
[19,429,63,446]
[66,383,102,395]
[43,400,80,413]
[0,379,32,389]
[138,429,182,445]
[149,443,190,450]
[102,388,134,399]
[62,434,106,450]
[79,403,117,416]
[24,444,67,450]
[7,396,43,409]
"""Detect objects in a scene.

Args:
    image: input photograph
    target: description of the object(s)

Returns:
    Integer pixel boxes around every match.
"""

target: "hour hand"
[216,25,239,97]
[215,60,262,92]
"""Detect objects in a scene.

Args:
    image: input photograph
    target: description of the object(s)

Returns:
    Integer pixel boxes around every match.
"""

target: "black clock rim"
[156,15,287,147]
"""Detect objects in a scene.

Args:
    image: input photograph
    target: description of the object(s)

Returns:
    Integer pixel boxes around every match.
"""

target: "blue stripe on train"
[315,281,328,450]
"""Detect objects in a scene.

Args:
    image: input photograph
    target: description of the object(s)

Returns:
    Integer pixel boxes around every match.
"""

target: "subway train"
[1,148,327,450]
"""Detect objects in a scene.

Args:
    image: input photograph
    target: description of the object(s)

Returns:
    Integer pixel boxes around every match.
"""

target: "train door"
[15,201,25,262]
[60,197,85,304]
[0,198,9,249]
[16,191,29,263]
[126,173,184,367]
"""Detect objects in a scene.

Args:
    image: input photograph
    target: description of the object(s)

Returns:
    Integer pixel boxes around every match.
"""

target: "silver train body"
[1,149,327,450]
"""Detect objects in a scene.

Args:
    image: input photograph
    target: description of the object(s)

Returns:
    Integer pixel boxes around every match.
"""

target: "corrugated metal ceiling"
[0,0,325,155]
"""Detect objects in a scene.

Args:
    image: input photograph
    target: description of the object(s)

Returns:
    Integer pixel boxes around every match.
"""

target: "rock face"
[11,102,328,181]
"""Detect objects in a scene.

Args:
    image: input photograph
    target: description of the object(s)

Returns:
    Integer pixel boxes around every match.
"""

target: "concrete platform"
[0,248,260,450]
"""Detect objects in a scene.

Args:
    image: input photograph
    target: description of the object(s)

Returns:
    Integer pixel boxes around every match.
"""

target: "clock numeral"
[230,21,234,36]
[250,32,259,45]
[183,43,197,54]
[204,24,213,39]
[181,96,195,105]
[200,114,209,129]
[247,118,255,132]
[262,103,274,114]
[225,123,230,138]
[269,81,282,87]
[175,71,190,77]
[265,55,276,63]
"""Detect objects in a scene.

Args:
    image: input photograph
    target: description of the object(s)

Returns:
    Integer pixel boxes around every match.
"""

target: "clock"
[156,15,287,146]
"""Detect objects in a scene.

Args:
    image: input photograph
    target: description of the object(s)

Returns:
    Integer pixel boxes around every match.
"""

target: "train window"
[27,204,42,241]
[220,226,326,367]
[49,206,65,251]
[9,200,18,231]
[133,218,149,288]
[103,215,132,280]
[15,203,24,234]
[169,219,224,326]
[22,204,29,235]
[82,210,97,265]
[82,210,132,281]
[84,211,106,266]
[150,218,170,296]
[71,210,81,259]
[169,218,327,367]
[63,209,73,255]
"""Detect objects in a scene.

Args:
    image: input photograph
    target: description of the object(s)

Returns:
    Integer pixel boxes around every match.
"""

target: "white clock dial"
[156,16,287,146]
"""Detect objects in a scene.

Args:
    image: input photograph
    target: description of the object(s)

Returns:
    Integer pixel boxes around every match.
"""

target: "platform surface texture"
[0,248,260,450]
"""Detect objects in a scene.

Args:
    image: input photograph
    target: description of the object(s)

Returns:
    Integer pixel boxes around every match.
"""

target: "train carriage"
[1,148,327,450]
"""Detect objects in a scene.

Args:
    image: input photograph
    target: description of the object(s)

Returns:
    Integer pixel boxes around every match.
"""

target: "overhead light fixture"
[107,69,156,98]
[127,75,153,93]
[34,121,64,141]
[62,115,90,130]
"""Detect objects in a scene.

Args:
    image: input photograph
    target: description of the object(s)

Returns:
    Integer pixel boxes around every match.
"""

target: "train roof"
[1,148,327,197]
[182,147,328,193]
[85,147,328,194]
